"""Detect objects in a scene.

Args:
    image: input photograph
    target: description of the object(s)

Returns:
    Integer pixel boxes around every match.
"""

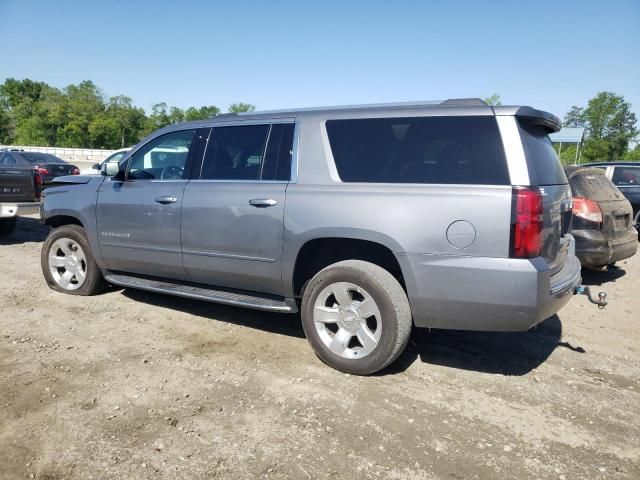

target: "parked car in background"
[565,166,638,269]
[582,162,640,231]
[0,151,79,184]
[81,148,131,175]
[40,99,585,374]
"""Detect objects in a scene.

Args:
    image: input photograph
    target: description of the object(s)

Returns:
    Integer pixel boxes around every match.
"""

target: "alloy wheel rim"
[48,238,87,290]
[313,282,382,359]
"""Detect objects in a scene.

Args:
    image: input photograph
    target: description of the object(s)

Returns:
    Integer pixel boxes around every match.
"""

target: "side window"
[4,154,17,165]
[128,129,196,180]
[261,123,295,181]
[326,116,510,185]
[201,125,269,180]
[611,167,640,186]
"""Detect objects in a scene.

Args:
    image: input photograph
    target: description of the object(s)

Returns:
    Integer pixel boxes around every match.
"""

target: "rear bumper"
[573,228,638,268]
[0,202,40,218]
[397,236,582,332]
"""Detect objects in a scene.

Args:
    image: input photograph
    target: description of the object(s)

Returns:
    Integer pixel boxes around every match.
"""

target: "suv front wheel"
[41,224,106,295]
[301,260,412,375]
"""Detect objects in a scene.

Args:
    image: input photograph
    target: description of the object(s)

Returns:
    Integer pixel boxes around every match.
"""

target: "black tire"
[0,217,17,235]
[301,260,412,375]
[41,224,107,295]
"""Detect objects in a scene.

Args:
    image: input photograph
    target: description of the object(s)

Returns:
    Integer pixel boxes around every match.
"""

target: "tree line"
[0,78,256,149]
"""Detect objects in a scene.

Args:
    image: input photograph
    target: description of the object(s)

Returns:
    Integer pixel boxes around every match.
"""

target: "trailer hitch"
[574,286,607,309]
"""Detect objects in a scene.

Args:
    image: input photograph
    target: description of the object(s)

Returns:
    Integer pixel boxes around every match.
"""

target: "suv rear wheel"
[301,260,412,375]
[41,224,106,295]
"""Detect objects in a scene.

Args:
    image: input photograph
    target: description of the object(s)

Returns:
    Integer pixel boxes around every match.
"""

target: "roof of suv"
[150,99,561,136]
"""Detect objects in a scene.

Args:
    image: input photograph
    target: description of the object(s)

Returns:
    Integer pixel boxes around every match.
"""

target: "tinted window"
[326,116,509,184]
[128,129,195,180]
[17,152,66,164]
[261,123,294,181]
[518,120,567,185]
[201,125,269,180]
[611,166,640,186]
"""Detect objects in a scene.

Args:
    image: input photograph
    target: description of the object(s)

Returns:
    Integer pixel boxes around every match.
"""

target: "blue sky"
[1,0,639,121]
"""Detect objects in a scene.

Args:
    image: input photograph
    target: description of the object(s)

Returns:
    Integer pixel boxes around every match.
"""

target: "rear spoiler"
[493,106,561,133]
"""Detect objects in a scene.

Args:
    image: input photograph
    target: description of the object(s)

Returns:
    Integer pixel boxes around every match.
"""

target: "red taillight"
[71,167,80,175]
[35,166,50,176]
[572,197,602,224]
[34,173,42,201]
[510,187,543,258]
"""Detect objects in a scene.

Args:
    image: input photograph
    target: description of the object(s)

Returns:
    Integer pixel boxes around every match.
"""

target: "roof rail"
[210,112,239,119]
[234,98,490,116]
[440,98,488,106]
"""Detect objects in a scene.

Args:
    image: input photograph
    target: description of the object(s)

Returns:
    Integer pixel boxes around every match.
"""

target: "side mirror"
[91,163,100,170]
[102,161,121,177]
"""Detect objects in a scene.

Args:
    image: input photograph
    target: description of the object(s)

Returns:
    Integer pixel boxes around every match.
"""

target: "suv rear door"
[180,121,295,295]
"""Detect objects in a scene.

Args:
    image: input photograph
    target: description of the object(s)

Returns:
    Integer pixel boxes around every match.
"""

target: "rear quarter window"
[325,116,510,185]
[518,120,567,186]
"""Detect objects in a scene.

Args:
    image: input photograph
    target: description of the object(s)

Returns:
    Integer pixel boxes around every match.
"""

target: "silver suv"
[40,99,581,374]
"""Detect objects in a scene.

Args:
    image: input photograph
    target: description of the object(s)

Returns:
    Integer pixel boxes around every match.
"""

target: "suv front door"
[96,128,204,280]
[181,122,295,295]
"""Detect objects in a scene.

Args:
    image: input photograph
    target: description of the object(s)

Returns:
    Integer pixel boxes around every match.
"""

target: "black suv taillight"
[510,187,543,258]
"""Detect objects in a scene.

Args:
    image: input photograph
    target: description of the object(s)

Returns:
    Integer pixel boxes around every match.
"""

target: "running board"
[103,272,298,313]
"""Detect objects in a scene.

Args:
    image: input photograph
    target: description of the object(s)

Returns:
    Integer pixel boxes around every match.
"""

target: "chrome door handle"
[248,198,278,208]
[155,196,177,204]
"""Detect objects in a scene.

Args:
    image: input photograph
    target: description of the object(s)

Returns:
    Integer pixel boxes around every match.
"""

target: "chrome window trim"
[188,179,289,184]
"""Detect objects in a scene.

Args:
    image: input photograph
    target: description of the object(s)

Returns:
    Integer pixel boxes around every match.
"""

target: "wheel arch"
[44,214,84,229]
[287,233,406,298]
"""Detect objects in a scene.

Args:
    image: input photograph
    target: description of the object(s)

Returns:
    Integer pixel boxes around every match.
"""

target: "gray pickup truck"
[40,99,585,374]
[0,159,41,234]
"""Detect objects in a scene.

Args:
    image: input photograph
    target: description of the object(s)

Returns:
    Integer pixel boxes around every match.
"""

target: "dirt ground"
[1,216,639,480]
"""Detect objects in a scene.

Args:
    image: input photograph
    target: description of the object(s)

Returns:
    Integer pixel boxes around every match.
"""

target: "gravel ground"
[1,216,639,480]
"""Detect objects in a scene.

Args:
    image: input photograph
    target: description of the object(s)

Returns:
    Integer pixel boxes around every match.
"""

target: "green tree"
[228,102,256,113]
[0,78,46,110]
[563,106,585,128]
[142,102,170,136]
[184,105,220,121]
[168,106,185,124]
[0,108,13,144]
[623,144,640,161]
[566,92,637,161]
[89,95,146,148]
[483,94,501,106]
[59,80,106,147]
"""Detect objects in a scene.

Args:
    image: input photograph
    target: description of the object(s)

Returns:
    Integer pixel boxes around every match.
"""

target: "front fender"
[42,178,104,267]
